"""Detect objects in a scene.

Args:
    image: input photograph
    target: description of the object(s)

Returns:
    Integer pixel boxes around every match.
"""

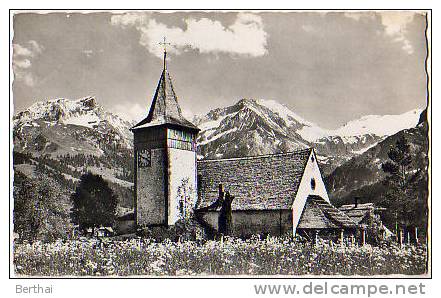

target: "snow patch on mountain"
[330,109,422,138]
[63,111,101,128]
[243,99,333,142]
[14,96,134,149]
[194,98,423,175]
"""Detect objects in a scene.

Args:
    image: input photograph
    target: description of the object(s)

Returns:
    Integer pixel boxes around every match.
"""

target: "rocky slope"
[325,118,429,205]
[194,98,422,174]
[13,96,135,208]
[13,96,133,157]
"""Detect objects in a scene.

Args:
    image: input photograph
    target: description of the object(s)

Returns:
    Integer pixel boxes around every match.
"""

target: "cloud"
[13,44,33,56]
[111,12,268,58]
[181,108,194,121]
[344,11,416,54]
[28,40,44,54]
[112,102,146,122]
[14,58,31,69]
[12,40,44,87]
[82,49,94,58]
[343,12,376,22]
[380,12,415,54]
[301,25,314,32]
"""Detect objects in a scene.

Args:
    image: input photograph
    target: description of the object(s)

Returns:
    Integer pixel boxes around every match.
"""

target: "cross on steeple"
[159,37,171,70]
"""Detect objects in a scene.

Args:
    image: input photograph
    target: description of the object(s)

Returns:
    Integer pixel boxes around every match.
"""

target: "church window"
[311,178,316,190]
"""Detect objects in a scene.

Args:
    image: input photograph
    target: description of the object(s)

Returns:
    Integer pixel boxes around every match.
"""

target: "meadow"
[13,237,428,276]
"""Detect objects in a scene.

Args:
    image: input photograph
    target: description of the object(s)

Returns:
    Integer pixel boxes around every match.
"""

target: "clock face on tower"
[137,149,151,168]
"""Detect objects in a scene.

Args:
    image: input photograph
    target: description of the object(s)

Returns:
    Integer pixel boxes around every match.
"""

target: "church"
[130,46,357,239]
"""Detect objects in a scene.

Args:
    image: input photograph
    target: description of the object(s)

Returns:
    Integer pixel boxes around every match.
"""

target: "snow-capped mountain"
[195,98,422,174]
[13,96,135,207]
[13,96,134,157]
[195,98,312,159]
[328,109,423,139]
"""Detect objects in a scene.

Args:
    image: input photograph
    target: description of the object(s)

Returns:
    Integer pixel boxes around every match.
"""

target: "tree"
[70,172,118,233]
[14,171,72,242]
[176,178,194,220]
[382,135,412,188]
[380,135,427,240]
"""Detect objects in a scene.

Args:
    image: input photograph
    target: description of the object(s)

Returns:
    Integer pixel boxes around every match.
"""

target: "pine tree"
[382,135,412,188]
[70,172,118,233]
[381,135,426,240]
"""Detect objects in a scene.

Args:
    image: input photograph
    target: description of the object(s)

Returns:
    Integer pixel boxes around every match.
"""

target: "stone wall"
[200,210,293,238]
[136,148,167,226]
[134,127,168,226]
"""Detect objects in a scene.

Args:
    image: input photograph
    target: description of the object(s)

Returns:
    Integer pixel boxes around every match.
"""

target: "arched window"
[311,178,316,190]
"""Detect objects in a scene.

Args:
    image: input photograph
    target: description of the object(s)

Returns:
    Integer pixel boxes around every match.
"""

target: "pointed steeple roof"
[132,45,199,132]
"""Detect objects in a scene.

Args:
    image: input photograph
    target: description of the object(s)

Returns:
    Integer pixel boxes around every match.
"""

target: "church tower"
[131,41,199,227]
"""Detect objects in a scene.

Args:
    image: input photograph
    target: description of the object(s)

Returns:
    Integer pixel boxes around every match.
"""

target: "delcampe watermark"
[253,282,427,296]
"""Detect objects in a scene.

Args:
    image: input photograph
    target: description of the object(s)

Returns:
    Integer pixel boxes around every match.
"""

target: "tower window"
[311,178,316,190]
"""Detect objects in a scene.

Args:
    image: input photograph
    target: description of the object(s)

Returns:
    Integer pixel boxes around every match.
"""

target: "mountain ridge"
[194,98,422,173]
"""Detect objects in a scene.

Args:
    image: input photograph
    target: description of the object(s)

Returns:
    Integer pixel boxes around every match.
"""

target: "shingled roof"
[132,67,199,131]
[297,195,357,229]
[339,203,385,224]
[196,149,312,211]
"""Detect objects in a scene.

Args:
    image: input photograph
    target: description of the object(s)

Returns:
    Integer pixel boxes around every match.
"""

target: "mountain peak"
[330,108,423,138]
[13,96,134,154]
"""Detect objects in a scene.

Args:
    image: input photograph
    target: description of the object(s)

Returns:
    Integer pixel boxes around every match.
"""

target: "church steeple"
[132,37,199,132]
[132,38,199,227]
[160,36,169,72]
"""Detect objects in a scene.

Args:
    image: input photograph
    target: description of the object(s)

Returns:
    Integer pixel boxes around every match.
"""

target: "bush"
[71,172,118,232]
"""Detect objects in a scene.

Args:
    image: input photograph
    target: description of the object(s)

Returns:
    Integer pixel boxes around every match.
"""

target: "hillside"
[325,115,429,207]
[13,96,135,209]
[195,98,422,174]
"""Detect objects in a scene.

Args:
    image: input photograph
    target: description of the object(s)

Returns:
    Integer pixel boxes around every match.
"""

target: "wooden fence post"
[314,230,318,246]
[361,228,366,246]
[399,230,403,246]
[340,229,344,246]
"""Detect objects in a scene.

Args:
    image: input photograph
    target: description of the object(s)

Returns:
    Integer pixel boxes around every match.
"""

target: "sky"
[12,11,428,129]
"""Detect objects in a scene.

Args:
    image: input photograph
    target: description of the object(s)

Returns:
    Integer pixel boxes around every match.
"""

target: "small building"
[339,201,392,243]
[85,226,115,237]
[96,227,114,237]
[195,150,357,238]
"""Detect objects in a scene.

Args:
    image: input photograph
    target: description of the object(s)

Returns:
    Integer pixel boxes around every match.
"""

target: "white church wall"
[291,149,330,235]
[167,147,198,225]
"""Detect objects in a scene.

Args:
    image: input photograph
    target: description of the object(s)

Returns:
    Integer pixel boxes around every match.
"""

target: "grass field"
[13,237,428,276]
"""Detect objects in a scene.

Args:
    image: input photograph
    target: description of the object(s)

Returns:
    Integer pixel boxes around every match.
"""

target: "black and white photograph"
[10,9,430,278]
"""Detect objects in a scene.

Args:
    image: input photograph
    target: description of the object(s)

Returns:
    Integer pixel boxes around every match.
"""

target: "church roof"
[297,195,357,229]
[196,149,313,211]
[132,68,199,132]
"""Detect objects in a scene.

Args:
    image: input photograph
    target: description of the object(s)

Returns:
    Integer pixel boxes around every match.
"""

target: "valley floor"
[13,237,427,277]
